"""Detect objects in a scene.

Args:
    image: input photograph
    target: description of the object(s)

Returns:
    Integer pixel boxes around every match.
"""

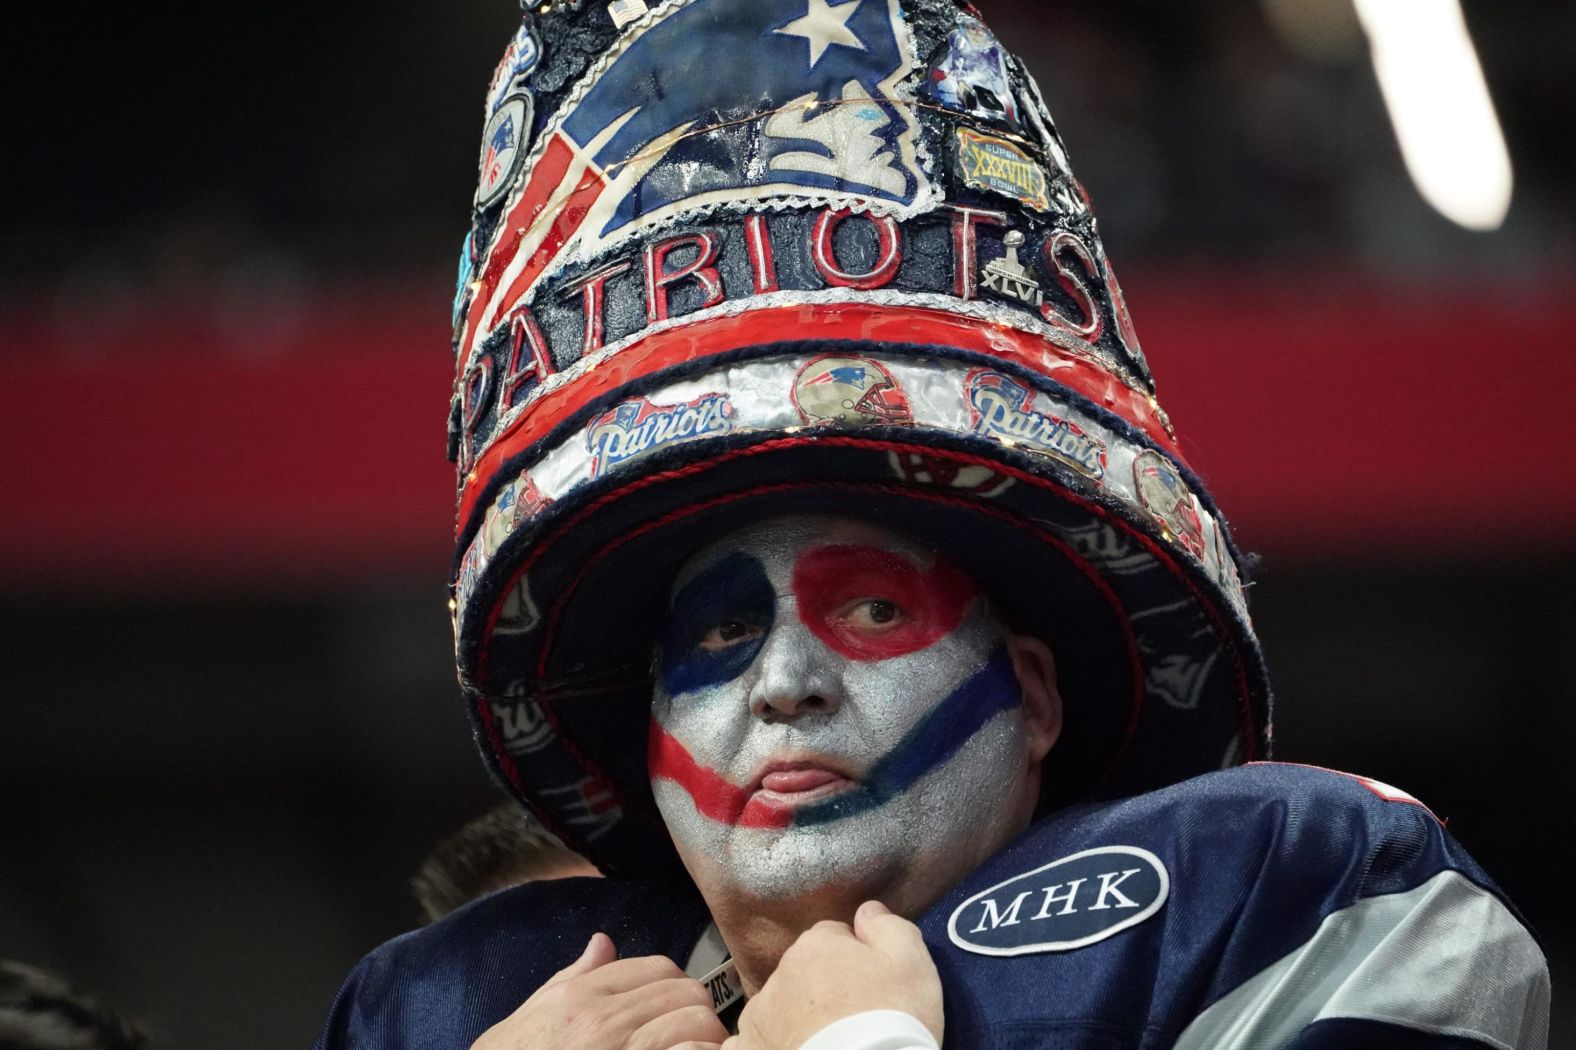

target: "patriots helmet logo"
[793,355,912,426]
[1133,450,1205,556]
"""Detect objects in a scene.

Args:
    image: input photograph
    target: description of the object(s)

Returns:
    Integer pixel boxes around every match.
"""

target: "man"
[316,1,1549,1046]
[413,803,603,924]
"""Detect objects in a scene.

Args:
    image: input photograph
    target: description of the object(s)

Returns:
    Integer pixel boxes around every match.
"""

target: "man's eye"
[698,620,761,650]
[849,599,902,627]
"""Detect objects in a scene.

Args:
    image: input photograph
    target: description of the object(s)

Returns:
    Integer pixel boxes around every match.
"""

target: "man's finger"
[608,975,712,1030]
[540,932,617,988]
[627,1002,729,1050]
[853,899,926,955]
[579,953,687,995]
[806,918,857,940]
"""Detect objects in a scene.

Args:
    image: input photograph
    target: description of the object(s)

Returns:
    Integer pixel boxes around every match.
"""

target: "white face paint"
[648,516,1034,899]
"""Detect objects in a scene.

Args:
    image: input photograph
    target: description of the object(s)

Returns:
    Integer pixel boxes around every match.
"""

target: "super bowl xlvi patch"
[948,846,1168,957]
[965,370,1106,481]
[585,392,735,478]
[478,93,534,209]
[979,229,1043,308]
[954,127,1049,212]
[923,13,1019,127]
[793,355,913,426]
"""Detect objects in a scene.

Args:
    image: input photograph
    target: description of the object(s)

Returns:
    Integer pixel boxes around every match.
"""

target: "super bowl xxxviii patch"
[947,846,1168,956]
[954,126,1050,212]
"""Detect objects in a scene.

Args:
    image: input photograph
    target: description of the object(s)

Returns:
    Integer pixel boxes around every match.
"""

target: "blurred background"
[1,0,1571,1045]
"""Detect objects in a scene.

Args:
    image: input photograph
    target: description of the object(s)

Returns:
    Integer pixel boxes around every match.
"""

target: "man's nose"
[747,618,842,721]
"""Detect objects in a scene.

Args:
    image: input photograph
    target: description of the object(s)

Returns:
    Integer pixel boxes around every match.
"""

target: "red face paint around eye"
[791,544,976,661]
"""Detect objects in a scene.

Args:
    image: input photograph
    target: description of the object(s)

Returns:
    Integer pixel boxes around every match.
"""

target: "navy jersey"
[314,764,1548,1049]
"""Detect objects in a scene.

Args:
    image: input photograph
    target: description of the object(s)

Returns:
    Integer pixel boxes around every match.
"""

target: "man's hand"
[472,932,729,1050]
[706,900,943,1050]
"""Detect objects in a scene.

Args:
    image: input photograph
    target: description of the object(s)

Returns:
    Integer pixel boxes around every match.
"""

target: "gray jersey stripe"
[1172,870,1549,1050]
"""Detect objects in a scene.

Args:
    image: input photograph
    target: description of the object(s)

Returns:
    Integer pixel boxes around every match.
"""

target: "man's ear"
[1005,633,1062,763]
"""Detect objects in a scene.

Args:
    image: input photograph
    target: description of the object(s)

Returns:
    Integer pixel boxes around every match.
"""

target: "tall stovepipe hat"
[447,0,1270,876]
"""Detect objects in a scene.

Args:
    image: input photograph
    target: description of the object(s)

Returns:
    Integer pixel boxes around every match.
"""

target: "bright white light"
[1354,0,1513,231]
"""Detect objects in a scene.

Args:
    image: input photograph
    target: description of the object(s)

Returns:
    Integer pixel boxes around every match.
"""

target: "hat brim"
[455,350,1268,874]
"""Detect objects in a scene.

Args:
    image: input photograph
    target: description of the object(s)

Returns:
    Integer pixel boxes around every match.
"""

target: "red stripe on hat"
[458,133,606,377]
[457,303,1181,528]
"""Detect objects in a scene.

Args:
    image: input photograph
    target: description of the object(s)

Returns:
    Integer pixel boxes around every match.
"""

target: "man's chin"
[699,822,911,903]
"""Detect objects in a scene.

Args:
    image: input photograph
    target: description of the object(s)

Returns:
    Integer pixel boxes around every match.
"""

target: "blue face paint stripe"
[792,648,1020,826]
[660,552,775,697]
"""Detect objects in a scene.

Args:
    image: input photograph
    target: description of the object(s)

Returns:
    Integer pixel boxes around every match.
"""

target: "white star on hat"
[774,0,868,70]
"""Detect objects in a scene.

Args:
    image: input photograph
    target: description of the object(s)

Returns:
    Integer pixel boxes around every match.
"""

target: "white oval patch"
[477,93,533,208]
[947,845,1169,957]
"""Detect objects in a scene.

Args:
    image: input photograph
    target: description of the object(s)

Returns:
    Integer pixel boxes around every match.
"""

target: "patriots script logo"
[585,393,735,477]
[461,0,933,362]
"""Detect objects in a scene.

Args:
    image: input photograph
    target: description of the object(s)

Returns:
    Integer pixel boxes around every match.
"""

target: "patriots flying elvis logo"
[484,112,516,183]
[811,365,869,386]
[463,0,933,356]
[562,0,927,232]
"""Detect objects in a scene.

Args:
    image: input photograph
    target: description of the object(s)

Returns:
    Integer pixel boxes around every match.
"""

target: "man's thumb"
[854,899,924,953]
[544,931,617,986]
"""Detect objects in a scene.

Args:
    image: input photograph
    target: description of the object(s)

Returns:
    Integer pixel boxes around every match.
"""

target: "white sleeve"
[1172,869,1550,1050]
[796,1009,941,1050]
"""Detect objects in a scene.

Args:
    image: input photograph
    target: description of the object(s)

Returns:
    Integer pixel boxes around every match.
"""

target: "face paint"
[659,551,775,695]
[793,545,975,661]
[649,516,1035,899]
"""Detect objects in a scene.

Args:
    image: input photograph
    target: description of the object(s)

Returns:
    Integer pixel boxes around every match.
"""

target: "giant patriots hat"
[447,0,1271,877]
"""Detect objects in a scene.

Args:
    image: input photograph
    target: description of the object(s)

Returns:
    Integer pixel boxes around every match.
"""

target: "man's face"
[648,516,1043,901]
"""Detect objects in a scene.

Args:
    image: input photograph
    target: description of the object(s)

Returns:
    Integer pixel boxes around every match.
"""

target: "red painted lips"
[649,723,857,828]
[756,761,852,799]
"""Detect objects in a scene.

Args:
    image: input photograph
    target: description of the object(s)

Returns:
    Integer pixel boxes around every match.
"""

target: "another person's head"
[0,961,147,1050]
[412,803,601,923]
[650,515,1060,917]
